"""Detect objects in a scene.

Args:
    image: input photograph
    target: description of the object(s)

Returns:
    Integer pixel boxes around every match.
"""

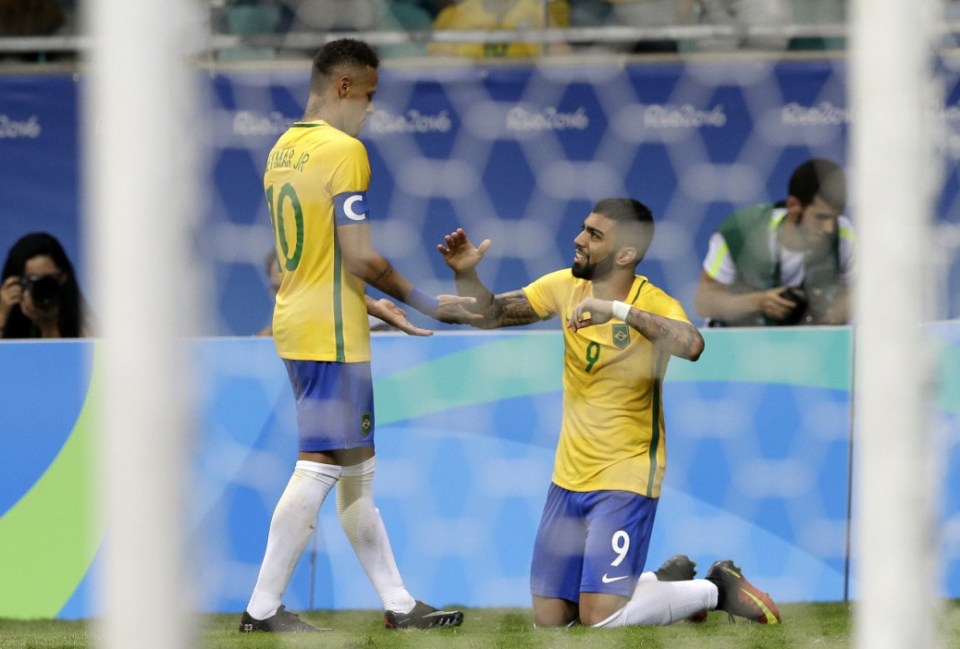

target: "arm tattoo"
[625,309,704,361]
[372,264,394,284]
[486,290,543,328]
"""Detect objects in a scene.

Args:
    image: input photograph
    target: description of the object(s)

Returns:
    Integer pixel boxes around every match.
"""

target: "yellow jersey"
[264,121,372,363]
[523,270,692,497]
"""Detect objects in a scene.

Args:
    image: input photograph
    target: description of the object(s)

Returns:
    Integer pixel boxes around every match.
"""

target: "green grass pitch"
[3,602,960,649]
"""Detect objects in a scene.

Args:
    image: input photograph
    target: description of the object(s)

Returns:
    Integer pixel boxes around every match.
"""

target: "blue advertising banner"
[0,73,81,279]
[204,59,854,334]
[1,326,958,619]
[2,57,959,335]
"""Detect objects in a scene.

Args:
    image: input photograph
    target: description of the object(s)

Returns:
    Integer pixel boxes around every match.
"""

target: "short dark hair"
[310,39,380,91]
[592,198,655,265]
[788,158,846,212]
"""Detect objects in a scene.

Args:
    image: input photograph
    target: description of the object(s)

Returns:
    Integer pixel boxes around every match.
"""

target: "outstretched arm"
[476,290,544,330]
[364,295,432,336]
[569,297,704,361]
[338,222,479,324]
[437,228,544,329]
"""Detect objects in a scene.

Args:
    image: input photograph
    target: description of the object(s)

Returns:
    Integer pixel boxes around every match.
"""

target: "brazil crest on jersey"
[264,121,372,362]
[522,270,693,498]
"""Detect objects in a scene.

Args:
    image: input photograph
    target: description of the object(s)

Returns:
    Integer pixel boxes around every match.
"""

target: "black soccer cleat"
[654,554,697,582]
[654,554,708,622]
[706,560,782,624]
[238,605,327,632]
[384,600,464,629]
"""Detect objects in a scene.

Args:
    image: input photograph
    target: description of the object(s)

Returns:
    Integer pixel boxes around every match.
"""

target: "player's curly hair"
[310,39,380,90]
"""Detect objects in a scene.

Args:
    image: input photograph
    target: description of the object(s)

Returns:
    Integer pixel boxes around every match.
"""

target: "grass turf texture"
[4,602,960,649]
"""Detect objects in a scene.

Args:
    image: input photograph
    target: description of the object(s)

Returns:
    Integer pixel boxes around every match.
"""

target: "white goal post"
[850,0,941,648]
[79,0,947,646]
[85,1,201,649]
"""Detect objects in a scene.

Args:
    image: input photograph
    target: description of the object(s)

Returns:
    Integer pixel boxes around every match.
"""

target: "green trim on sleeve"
[706,240,730,278]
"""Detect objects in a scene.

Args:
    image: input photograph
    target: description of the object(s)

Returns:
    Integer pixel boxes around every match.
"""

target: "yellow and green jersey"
[264,121,372,362]
[523,270,692,497]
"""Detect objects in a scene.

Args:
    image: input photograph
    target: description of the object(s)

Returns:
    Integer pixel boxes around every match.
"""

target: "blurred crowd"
[210,0,849,57]
[0,0,76,37]
[0,0,849,59]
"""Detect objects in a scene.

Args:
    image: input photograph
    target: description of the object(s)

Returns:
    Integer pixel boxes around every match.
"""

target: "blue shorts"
[283,360,375,453]
[530,483,658,602]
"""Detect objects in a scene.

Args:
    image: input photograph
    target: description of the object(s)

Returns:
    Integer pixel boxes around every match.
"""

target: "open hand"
[434,294,482,324]
[437,228,491,273]
[366,297,433,336]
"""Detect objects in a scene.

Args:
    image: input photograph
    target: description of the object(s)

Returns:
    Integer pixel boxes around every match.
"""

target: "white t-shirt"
[702,207,856,288]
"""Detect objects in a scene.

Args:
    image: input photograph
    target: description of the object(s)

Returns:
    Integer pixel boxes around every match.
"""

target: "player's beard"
[572,250,615,280]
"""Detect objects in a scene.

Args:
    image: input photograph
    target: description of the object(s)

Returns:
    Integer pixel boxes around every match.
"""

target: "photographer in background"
[694,158,854,327]
[0,232,90,339]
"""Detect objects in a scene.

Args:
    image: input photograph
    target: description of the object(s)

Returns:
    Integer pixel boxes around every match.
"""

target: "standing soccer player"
[438,198,782,628]
[240,38,474,633]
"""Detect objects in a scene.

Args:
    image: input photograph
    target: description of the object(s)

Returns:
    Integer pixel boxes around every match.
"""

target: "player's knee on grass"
[532,596,579,628]
[578,592,628,627]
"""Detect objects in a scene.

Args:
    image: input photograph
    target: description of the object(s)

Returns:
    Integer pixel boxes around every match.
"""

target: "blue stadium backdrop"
[2,57,960,620]
[1,57,960,330]
[1,327,959,619]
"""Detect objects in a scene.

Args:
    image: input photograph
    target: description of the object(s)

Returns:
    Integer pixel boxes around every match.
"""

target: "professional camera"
[779,287,808,325]
[19,274,61,310]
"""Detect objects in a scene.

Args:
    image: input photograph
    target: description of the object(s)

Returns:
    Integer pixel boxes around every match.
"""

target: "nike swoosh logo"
[601,574,629,583]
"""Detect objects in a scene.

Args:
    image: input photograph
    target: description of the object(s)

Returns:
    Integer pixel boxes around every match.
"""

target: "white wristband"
[611,300,631,321]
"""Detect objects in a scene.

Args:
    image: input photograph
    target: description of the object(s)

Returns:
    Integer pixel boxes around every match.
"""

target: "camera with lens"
[19,274,62,310]
[779,287,808,325]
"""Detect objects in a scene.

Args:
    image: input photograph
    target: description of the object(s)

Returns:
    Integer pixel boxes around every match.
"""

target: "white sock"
[246,460,342,620]
[593,579,718,627]
[636,570,658,584]
[337,456,416,614]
